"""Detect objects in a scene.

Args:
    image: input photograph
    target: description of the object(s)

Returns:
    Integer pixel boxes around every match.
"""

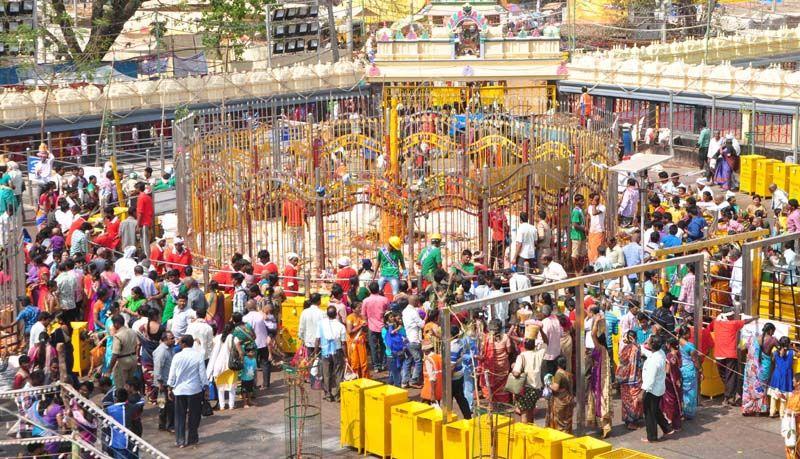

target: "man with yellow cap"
[418,233,443,289]
[374,236,406,295]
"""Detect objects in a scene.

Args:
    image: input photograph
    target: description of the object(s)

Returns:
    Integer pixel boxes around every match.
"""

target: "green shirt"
[418,245,442,277]
[697,127,711,148]
[377,248,404,278]
[570,207,586,241]
[0,186,17,214]
[450,262,475,275]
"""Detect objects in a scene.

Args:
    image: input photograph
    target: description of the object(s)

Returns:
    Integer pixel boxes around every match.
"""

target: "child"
[769,336,795,418]
[240,349,257,408]
[12,296,39,348]
[382,312,406,387]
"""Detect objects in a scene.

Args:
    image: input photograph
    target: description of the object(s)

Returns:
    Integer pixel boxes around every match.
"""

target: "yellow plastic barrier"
[70,321,91,377]
[443,420,472,459]
[755,158,780,197]
[414,408,457,459]
[364,385,409,458]
[597,449,663,459]
[390,401,433,459]
[773,162,792,192]
[739,154,764,193]
[526,426,574,459]
[469,413,514,458]
[561,436,613,459]
[496,423,544,459]
[340,378,383,451]
[790,164,800,200]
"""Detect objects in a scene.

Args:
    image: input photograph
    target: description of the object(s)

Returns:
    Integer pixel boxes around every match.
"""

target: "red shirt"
[150,244,165,275]
[282,264,299,296]
[136,192,155,227]
[688,325,715,363]
[335,266,357,291]
[253,261,278,278]
[709,319,745,359]
[488,209,507,242]
[165,248,193,277]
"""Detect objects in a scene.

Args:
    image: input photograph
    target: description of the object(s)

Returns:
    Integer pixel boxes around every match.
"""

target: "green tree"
[200,0,274,68]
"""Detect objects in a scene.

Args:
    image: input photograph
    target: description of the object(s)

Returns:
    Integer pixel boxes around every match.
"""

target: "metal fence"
[0,212,26,348]
[174,86,614,279]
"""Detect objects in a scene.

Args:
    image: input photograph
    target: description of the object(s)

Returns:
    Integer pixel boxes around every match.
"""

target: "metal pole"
[703,0,714,63]
[159,134,165,171]
[710,95,716,136]
[441,307,453,416]
[794,105,799,164]
[145,148,151,169]
[668,92,674,157]
[325,0,340,63]
[693,259,703,365]
[314,166,325,272]
[481,165,490,267]
[740,245,750,320]
[574,282,585,434]
[265,3,272,68]
[406,164,415,277]
[346,0,353,56]
[660,0,668,44]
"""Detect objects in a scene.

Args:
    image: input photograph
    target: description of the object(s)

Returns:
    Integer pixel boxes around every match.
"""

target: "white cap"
[338,256,351,267]
[725,191,736,199]
[173,236,185,245]
[286,252,299,261]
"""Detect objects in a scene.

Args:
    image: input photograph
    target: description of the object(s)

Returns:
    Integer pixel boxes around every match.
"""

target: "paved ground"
[138,368,785,459]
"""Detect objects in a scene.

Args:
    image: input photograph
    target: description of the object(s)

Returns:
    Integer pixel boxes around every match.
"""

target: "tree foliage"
[200,0,274,64]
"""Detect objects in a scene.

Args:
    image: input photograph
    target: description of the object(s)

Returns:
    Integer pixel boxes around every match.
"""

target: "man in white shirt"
[696,177,715,201]
[770,183,789,216]
[186,307,214,362]
[587,193,606,264]
[641,334,674,442]
[513,211,537,272]
[729,249,743,301]
[122,265,157,299]
[28,312,52,351]
[541,255,568,283]
[402,296,425,388]
[315,306,347,401]
[298,293,326,355]
[170,293,196,339]
[167,335,209,448]
[509,271,531,304]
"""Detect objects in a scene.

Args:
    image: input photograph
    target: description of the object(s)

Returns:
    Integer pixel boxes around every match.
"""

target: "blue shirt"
[622,243,644,280]
[15,306,39,334]
[604,310,620,349]
[661,234,681,248]
[643,280,657,312]
[240,355,257,381]
[167,347,208,396]
[687,216,707,241]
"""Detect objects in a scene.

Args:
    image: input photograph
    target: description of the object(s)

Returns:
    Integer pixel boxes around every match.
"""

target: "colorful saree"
[586,347,612,437]
[616,343,643,426]
[661,350,683,429]
[680,341,699,419]
[742,334,773,415]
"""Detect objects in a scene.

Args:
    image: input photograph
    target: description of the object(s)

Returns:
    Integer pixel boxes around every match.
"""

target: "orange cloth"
[66,217,86,246]
[93,217,120,250]
[421,354,443,402]
[345,313,369,379]
[282,199,306,227]
[786,391,800,459]
[587,232,605,263]
[335,266,357,291]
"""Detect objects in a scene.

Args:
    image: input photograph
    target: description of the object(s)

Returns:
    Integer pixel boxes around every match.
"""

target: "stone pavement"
[140,369,785,459]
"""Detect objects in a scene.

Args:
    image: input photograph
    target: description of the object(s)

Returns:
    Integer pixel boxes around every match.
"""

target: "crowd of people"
[8,136,800,457]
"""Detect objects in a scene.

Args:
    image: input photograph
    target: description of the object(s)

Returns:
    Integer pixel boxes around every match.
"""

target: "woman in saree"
[206,280,226,333]
[93,206,121,250]
[709,261,732,314]
[345,302,370,378]
[137,307,164,402]
[481,319,513,404]
[713,138,737,190]
[742,322,778,415]
[616,330,643,429]
[783,373,800,458]
[586,306,612,438]
[547,355,575,434]
[661,338,684,430]
[679,326,701,419]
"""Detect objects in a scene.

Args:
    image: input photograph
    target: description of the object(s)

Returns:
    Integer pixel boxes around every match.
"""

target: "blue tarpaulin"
[0,67,19,85]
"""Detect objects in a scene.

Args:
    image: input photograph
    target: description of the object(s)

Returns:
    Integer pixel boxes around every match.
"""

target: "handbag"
[504,355,526,395]
[201,399,214,417]
[344,361,358,381]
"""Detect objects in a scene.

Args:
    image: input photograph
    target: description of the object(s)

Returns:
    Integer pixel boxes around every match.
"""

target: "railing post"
[159,134,166,171]
[145,148,151,169]
[314,166,325,273]
[203,259,210,289]
[575,282,586,434]
[441,307,452,416]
